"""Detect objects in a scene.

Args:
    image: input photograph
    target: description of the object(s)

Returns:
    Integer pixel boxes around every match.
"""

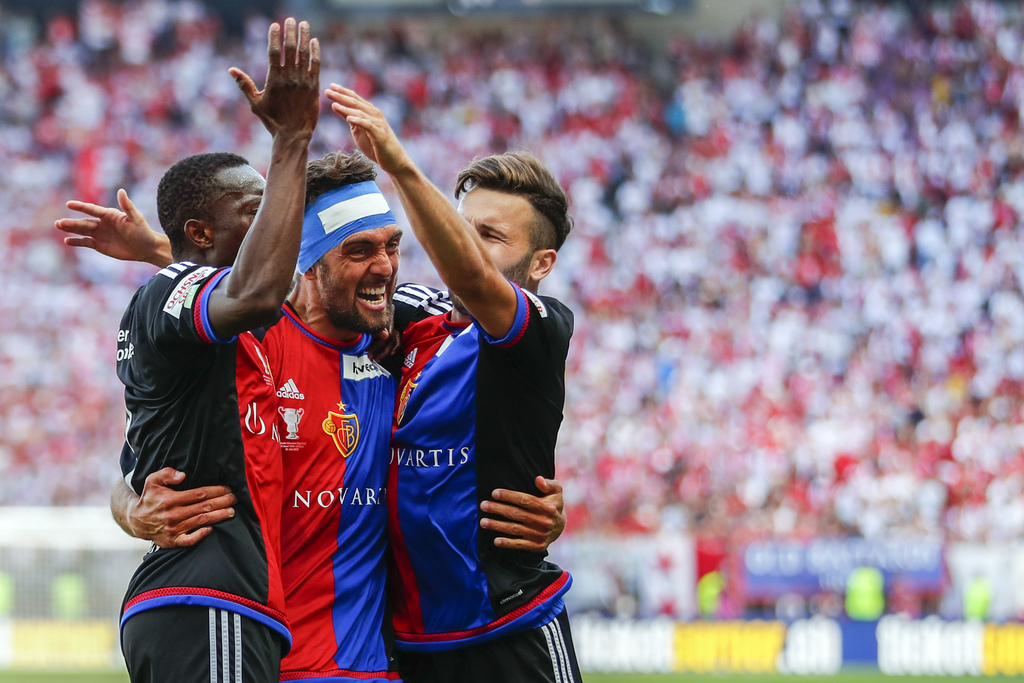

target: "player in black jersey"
[326,86,582,683]
[95,19,320,683]
[59,147,568,683]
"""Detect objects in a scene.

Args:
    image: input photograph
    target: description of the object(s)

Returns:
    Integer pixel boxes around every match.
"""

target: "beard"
[323,300,395,335]
[452,250,534,316]
[317,266,395,335]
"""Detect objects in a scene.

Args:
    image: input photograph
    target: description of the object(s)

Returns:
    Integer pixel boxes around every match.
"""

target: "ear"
[302,266,318,281]
[529,249,557,284]
[184,219,214,250]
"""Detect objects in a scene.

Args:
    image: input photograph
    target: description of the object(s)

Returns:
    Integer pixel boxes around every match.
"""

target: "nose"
[369,248,393,277]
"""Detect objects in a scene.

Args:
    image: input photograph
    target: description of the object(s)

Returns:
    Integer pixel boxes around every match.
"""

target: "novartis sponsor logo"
[292,487,386,508]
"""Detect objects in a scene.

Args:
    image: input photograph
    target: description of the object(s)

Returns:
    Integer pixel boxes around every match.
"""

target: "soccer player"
[59,152,566,683]
[105,18,320,683]
[327,85,582,683]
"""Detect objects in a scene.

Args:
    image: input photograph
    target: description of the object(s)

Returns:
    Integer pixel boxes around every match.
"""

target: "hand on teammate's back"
[230,18,321,140]
[128,468,237,549]
[324,84,414,175]
[479,477,566,552]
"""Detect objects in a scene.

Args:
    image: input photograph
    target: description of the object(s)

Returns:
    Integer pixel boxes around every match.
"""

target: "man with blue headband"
[59,150,566,683]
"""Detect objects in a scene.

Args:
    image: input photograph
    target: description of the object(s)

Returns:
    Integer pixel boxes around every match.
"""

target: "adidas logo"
[276,379,305,400]
[404,348,418,369]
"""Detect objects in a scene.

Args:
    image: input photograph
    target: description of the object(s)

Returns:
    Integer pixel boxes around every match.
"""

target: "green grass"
[0,674,127,683]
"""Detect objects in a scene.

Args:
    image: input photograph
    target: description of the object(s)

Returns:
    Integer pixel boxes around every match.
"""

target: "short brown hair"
[305,151,378,206]
[455,152,572,251]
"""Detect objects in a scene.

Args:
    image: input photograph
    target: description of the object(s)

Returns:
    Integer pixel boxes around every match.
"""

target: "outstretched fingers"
[267,21,282,71]
[297,20,310,70]
[229,67,259,105]
[282,17,298,70]
[117,188,144,223]
[309,37,321,78]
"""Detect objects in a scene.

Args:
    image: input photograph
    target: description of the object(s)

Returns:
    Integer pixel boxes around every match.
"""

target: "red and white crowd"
[3,0,1024,545]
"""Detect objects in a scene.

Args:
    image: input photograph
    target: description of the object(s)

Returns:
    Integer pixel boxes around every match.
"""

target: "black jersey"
[116,262,289,650]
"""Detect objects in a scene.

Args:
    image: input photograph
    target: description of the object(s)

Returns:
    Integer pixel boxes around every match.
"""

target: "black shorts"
[397,609,581,683]
[122,605,282,683]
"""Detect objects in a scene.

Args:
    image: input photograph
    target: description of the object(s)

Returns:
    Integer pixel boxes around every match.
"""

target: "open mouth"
[357,286,387,307]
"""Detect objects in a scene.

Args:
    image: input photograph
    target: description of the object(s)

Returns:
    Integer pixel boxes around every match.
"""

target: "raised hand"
[324,84,414,175]
[55,189,172,267]
[480,477,566,552]
[229,18,320,140]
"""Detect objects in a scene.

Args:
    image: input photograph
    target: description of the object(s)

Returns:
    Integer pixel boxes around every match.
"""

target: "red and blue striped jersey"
[262,284,451,682]
[262,303,399,682]
[388,282,574,652]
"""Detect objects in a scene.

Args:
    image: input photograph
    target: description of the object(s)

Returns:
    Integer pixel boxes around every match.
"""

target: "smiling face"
[311,225,402,336]
[200,165,267,267]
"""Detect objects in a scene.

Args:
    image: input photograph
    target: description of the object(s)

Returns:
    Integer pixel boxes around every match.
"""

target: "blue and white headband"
[298,181,398,273]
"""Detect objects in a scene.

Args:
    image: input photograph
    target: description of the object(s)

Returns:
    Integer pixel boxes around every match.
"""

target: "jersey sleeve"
[393,282,452,333]
[139,263,237,348]
[476,281,574,361]
[119,441,139,493]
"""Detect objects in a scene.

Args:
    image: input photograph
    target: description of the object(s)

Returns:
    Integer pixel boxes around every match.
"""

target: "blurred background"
[3,0,1024,678]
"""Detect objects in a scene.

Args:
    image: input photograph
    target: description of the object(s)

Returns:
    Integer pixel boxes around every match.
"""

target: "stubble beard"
[324,300,395,335]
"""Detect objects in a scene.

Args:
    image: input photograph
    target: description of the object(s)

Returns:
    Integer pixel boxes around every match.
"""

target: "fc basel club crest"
[396,372,420,425]
[323,402,359,457]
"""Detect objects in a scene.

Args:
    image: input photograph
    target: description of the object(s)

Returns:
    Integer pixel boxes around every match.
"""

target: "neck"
[288,284,361,344]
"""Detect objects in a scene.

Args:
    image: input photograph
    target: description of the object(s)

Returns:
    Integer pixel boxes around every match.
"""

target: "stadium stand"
[4,0,1024,618]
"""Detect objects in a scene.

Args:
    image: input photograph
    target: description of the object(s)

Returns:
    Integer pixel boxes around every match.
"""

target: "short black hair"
[305,151,378,206]
[156,152,250,258]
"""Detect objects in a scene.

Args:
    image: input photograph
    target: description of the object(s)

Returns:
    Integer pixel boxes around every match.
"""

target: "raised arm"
[204,18,320,338]
[324,84,519,338]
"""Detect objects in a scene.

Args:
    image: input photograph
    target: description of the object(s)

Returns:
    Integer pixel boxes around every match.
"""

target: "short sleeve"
[476,282,573,359]
[141,263,237,347]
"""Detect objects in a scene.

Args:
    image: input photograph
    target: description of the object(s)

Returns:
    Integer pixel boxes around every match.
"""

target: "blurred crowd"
[3,0,1024,546]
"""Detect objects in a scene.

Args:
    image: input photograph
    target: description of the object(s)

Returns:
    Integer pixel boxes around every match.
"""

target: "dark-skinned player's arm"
[481,477,566,552]
[55,189,173,267]
[205,18,320,339]
[324,84,522,340]
[111,470,237,549]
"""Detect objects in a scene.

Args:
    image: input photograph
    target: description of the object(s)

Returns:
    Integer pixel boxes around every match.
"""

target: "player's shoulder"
[136,261,219,304]
[394,282,452,331]
[143,261,224,320]
[523,289,573,328]
[395,282,452,315]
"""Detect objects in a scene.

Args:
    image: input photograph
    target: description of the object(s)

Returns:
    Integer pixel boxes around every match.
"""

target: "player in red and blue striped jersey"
[328,86,582,683]
[62,149,565,683]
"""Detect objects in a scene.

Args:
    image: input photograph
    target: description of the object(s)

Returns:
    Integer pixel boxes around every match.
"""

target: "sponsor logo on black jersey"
[163,267,215,319]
